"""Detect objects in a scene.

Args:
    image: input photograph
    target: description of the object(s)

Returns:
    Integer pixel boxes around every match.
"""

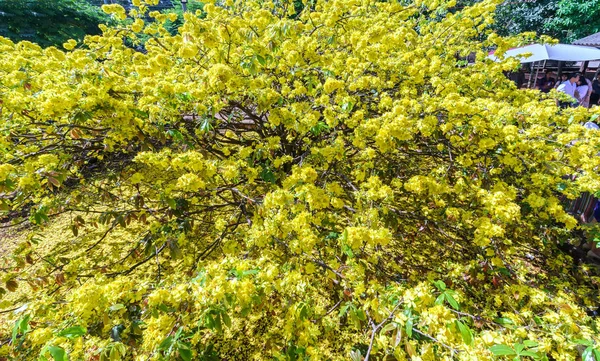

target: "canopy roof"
[491,44,600,63]
[573,32,600,47]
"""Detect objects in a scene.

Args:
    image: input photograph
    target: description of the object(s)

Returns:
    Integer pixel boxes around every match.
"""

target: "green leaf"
[355,309,366,321]
[445,292,460,310]
[48,346,67,361]
[242,269,259,277]
[12,314,30,343]
[199,117,213,132]
[340,229,348,243]
[455,320,472,345]
[167,129,184,141]
[221,312,232,328]
[494,317,514,326]
[260,167,276,183]
[179,346,192,361]
[490,344,516,356]
[349,350,362,361]
[435,293,445,306]
[166,198,177,210]
[298,304,308,320]
[214,312,223,333]
[520,350,540,357]
[58,326,86,339]
[381,322,397,334]
[341,102,354,112]
[574,339,594,347]
[109,345,121,361]
[341,243,354,258]
[522,340,538,348]
[592,348,600,361]
[582,347,593,361]
[339,302,351,317]
[433,280,446,290]
[114,344,126,357]
[158,336,174,350]
[255,54,266,65]
[405,318,413,338]
[514,343,524,354]
[108,304,125,312]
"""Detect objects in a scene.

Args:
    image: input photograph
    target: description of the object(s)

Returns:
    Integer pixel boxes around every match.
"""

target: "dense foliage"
[492,0,557,39]
[0,0,108,47]
[483,0,600,43]
[2,0,600,360]
[545,0,600,43]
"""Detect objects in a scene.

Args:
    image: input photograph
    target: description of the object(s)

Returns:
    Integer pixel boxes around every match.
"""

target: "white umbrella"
[490,44,600,88]
[491,44,600,63]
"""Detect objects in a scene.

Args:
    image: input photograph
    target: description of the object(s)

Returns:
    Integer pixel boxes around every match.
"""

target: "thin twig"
[365,302,402,361]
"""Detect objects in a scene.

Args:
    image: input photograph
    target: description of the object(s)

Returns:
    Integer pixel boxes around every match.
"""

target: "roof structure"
[573,32,600,47]
[490,44,600,63]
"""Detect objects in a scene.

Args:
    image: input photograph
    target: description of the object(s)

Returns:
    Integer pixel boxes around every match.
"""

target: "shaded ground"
[0,224,25,256]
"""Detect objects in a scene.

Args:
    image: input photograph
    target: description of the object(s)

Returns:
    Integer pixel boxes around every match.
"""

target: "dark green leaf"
[455,320,472,345]
[179,346,192,361]
[355,309,366,321]
[48,346,67,361]
[158,336,174,350]
[445,292,460,310]
[58,326,86,339]
[167,129,184,141]
[221,312,232,328]
[260,167,276,183]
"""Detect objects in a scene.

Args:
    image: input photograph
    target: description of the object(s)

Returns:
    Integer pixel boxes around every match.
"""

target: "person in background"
[576,73,593,108]
[536,70,556,93]
[591,76,600,107]
[556,73,580,107]
[555,73,568,89]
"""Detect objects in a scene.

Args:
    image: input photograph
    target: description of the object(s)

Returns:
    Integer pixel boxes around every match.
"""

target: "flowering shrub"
[1,0,600,360]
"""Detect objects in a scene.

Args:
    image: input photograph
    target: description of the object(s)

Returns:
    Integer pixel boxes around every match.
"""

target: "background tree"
[461,0,600,42]
[494,0,557,38]
[0,0,108,47]
[544,0,600,43]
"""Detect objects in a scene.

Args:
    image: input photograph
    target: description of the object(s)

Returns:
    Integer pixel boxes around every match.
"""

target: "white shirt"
[557,80,578,101]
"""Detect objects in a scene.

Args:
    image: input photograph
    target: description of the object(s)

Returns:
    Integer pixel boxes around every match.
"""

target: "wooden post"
[527,61,535,88]
[557,61,563,79]
[580,61,589,74]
